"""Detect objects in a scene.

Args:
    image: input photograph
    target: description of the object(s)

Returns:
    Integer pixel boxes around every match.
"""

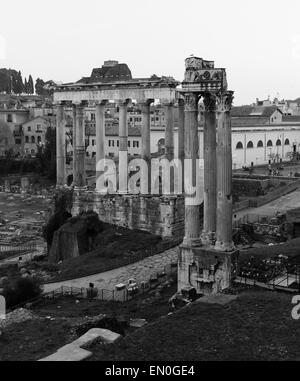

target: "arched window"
[257,140,263,147]
[285,138,290,145]
[267,140,273,147]
[236,141,243,149]
[247,141,254,149]
[276,139,281,146]
[31,136,35,143]
[157,138,165,153]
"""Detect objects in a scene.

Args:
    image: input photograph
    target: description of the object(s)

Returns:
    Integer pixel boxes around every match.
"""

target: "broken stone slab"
[39,345,92,362]
[71,328,121,347]
[38,328,121,361]
[129,318,147,328]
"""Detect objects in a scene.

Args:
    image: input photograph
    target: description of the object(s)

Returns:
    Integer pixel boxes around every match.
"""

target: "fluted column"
[72,104,76,184]
[118,100,129,194]
[164,102,174,160]
[56,103,66,186]
[215,91,234,251]
[74,103,86,188]
[178,98,185,193]
[140,99,153,194]
[201,92,217,245]
[183,93,201,246]
[95,101,107,193]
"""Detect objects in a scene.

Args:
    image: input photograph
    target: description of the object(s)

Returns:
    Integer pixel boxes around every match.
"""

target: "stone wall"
[72,190,185,239]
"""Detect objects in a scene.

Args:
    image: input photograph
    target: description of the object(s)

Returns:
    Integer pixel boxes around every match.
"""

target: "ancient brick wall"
[72,191,185,239]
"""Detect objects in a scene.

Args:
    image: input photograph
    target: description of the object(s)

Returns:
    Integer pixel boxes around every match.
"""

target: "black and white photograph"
[1,0,300,369]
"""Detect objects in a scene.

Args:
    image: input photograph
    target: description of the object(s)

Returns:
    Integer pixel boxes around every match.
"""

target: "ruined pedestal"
[178,244,239,295]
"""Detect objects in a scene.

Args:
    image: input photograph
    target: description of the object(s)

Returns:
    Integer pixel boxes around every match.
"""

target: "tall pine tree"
[24,78,28,93]
[28,75,34,94]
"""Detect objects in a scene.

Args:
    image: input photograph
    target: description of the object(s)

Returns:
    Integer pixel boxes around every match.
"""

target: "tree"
[36,125,56,179]
[14,71,24,94]
[35,77,45,95]
[24,77,28,93]
[28,75,34,94]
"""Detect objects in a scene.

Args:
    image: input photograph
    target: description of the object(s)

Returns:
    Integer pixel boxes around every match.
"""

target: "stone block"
[178,244,239,296]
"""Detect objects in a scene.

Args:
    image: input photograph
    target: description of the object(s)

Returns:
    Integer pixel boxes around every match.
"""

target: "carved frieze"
[183,56,228,93]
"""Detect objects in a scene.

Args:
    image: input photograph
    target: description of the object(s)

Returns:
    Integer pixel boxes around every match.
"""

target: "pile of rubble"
[0,308,39,330]
[70,314,126,337]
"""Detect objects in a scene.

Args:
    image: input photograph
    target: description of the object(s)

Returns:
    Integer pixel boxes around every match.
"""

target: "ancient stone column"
[56,103,66,186]
[201,92,217,245]
[118,100,129,194]
[183,92,201,246]
[178,98,185,193]
[72,104,77,185]
[140,99,153,194]
[164,102,174,160]
[74,103,86,188]
[95,101,107,193]
[215,91,235,251]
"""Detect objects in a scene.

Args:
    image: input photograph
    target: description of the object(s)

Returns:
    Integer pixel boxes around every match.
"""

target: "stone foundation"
[72,190,185,238]
[178,245,239,295]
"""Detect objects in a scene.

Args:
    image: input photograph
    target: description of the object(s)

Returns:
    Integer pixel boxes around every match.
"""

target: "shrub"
[3,276,42,308]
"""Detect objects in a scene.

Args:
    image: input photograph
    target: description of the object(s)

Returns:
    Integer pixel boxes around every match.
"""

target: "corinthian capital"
[203,92,216,112]
[216,91,234,113]
[184,93,199,112]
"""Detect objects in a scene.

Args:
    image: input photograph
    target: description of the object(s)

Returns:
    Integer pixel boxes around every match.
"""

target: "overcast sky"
[1,0,300,105]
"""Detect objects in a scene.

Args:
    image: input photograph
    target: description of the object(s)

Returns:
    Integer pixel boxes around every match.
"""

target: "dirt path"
[43,246,179,293]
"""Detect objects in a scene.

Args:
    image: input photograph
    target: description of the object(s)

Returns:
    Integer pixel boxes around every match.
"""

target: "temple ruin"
[53,56,238,295]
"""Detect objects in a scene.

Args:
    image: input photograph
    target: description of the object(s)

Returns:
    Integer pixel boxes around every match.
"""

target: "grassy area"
[32,282,177,322]
[89,290,300,361]
[1,280,177,361]
[0,319,73,361]
[48,224,168,282]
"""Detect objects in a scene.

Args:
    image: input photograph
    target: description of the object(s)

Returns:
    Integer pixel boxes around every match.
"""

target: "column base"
[214,240,235,252]
[178,244,239,296]
[200,231,216,246]
[182,236,202,247]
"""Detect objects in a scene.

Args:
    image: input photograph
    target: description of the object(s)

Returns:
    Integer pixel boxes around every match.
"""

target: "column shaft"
[72,105,76,184]
[56,104,66,186]
[95,102,106,192]
[201,93,217,245]
[215,91,234,251]
[140,101,152,194]
[183,93,201,246]
[74,104,86,188]
[178,99,185,193]
[118,101,128,193]
[164,103,174,159]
